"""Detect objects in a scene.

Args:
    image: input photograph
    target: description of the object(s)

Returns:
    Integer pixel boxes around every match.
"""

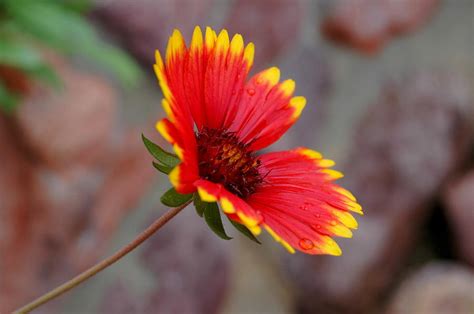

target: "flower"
[154,26,362,255]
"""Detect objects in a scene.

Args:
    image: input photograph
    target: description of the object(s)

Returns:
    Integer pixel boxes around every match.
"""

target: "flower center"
[196,127,262,199]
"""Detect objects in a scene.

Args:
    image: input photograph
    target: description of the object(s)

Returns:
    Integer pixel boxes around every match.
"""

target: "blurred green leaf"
[4,0,141,86]
[142,134,180,168]
[0,83,20,113]
[0,39,44,69]
[229,219,261,244]
[160,187,193,207]
[152,161,172,175]
[193,193,206,217]
[203,201,232,240]
[26,64,61,89]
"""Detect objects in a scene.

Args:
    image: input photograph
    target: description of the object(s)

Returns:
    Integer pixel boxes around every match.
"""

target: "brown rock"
[443,171,474,267]
[387,262,474,314]
[284,71,473,314]
[0,61,155,312]
[15,58,118,168]
[0,116,38,312]
[93,0,215,67]
[321,0,439,54]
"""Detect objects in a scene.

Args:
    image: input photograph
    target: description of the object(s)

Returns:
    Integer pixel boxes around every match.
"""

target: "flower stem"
[13,201,191,314]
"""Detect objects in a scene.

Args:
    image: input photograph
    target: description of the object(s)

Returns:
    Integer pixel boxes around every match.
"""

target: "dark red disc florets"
[196,127,262,199]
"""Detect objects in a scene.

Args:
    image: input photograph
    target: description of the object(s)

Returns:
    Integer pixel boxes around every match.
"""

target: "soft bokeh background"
[1,0,473,313]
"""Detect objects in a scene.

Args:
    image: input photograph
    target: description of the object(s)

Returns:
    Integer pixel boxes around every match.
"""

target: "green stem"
[13,201,191,314]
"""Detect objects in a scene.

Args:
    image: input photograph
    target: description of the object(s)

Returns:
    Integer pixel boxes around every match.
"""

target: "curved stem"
[13,201,191,314]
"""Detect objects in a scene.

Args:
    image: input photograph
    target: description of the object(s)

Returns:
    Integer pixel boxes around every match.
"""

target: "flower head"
[153,26,362,255]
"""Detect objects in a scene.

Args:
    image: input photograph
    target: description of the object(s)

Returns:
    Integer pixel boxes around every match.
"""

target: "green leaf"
[142,134,180,168]
[204,202,232,240]
[152,161,172,175]
[160,187,193,207]
[229,219,261,244]
[5,0,141,86]
[0,40,44,70]
[26,64,61,89]
[193,193,206,217]
[0,83,20,113]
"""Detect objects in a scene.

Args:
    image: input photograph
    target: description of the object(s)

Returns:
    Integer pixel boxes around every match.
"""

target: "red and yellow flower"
[154,26,362,255]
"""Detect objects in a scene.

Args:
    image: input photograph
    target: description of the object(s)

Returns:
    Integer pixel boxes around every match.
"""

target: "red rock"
[0,61,155,312]
[15,59,117,168]
[443,171,474,267]
[0,116,38,312]
[283,71,473,313]
[71,130,157,270]
[387,262,474,314]
[321,0,439,54]
[93,0,215,66]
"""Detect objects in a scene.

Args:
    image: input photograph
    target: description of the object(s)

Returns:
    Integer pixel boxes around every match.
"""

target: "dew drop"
[299,238,314,250]
[247,88,255,96]
[331,220,337,226]
[315,213,321,218]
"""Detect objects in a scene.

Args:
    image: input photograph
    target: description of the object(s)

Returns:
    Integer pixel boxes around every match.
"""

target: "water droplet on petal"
[299,238,314,250]
[331,220,337,226]
[247,88,255,96]
[315,213,321,218]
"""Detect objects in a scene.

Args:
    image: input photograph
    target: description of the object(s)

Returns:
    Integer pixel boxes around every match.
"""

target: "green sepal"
[142,134,180,168]
[160,187,193,207]
[229,219,261,244]
[193,193,205,217]
[203,201,232,240]
[152,161,172,175]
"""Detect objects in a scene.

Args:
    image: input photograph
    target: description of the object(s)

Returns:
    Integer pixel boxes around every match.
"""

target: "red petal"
[194,179,263,235]
[229,68,306,150]
[246,148,362,255]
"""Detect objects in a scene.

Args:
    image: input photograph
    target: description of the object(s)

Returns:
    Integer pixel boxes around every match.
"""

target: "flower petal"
[194,179,263,236]
[245,148,362,255]
[229,68,305,150]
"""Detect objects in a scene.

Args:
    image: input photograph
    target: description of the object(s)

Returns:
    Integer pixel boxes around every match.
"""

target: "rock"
[100,210,231,314]
[276,46,331,149]
[443,171,474,267]
[0,116,38,312]
[0,61,155,312]
[93,0,215,67]
[15,57,118,168]
[283,71,473,314]
[387,262,474,314]
[0,64,30,95]
[141,210,231,314]
[321,0,439,54]
[99,281,140,314]
[71,130,157,270]
[225,0,304,69]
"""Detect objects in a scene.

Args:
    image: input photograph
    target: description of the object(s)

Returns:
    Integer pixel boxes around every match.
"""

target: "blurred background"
[1,0,473,313]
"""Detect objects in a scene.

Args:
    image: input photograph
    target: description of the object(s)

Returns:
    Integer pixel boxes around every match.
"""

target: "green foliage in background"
[0,0,141,113]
